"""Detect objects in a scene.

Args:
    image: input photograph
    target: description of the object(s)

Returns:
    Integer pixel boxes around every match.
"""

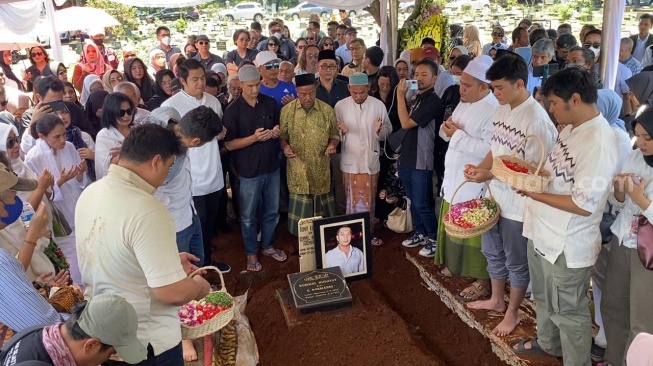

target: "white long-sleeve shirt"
[162,91,224,196]
[488,96,557,222]
[523,115,618,268]
[439,92,498,204]
[609,150,653,250]
[334,96,392,175]
[94,126,125,181]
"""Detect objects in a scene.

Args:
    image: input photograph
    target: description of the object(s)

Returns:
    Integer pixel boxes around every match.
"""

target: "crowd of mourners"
[2,8,653,366]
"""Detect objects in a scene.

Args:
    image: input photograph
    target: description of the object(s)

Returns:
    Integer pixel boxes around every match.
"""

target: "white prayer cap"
[463,55,493,83]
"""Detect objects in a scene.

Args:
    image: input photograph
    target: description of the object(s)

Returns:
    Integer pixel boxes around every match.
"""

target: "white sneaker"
[402,233,426,248]
[418,240,437,258]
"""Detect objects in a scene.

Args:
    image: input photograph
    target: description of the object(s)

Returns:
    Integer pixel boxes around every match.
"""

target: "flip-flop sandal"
[510,338,552,357]
[456,281,490,303]
[246,259,263,272]
[263,249,287,262]
[436,267,453,278]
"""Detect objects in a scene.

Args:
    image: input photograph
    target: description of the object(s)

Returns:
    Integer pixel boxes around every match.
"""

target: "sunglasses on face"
[0,100,8,107]
[584,43,601,48]
[264,62,280,70]
[118,108,134,117]
[197,41,209,45]
[268,43,279,47]
[31,52,43,57]
[6,136,20,148]
[324,43,333,47]
[306,37,315,40]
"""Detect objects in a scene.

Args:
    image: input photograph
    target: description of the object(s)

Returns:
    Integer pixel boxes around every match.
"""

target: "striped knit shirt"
[0,248,63,331]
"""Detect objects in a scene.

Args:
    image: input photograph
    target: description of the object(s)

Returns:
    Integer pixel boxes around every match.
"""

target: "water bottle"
[21,202,35,229]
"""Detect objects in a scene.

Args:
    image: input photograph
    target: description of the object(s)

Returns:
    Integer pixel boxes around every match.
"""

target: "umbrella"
[53,6,120,32]
[0,30,40,50]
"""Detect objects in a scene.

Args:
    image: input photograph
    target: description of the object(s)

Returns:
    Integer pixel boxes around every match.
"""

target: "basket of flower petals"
[179,266,234,340]
[444,181,500,239]
[491,134,551,193]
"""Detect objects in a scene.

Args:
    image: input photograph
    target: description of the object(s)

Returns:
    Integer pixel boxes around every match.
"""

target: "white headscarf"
[80,74,102,106]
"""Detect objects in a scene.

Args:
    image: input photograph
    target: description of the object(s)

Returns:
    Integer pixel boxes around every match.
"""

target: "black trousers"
[193,188,223,266]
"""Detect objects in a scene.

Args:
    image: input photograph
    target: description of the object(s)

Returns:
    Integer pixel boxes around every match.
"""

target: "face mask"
[93,39,103,46]
[162,36,171,46]
[187,51,197,58]
[155,57,166,67]
[589,47,600,58]
[1,195,23,225]
[452,75,461,85]
[273,32,283,40]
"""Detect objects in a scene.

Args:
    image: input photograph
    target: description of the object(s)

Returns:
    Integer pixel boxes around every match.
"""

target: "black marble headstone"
[287,267,353,312]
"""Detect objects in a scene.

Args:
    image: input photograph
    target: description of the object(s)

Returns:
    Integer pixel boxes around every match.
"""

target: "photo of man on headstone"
[325,225,365,275]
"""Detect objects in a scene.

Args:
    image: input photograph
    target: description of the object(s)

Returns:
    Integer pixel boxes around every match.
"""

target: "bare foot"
[467,298,506,312]
[493,312,521,337]
[182,339,198,362]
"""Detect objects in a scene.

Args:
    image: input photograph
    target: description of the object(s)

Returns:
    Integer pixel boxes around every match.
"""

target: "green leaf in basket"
[204,292,233,307]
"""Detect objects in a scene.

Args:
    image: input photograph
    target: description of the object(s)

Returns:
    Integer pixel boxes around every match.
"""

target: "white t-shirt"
[154,154,195,232]
[523,114,618,268]
[488,96,558,222]
[162,91,224,196]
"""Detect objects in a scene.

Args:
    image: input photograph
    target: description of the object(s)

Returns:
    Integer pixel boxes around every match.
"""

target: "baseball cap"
[211,63,227,76]
[78,294,147,364]
[196,35,210,42]
[255,51,281,67]
[345,27,357,35]
[0,163,37,191]
[421,46,440,60]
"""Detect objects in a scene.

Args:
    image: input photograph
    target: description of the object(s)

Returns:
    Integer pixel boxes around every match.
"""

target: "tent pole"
[43,0,63,64]
[388,0,397,65]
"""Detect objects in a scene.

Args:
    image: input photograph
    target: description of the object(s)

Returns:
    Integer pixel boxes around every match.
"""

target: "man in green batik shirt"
[280,73,340,236]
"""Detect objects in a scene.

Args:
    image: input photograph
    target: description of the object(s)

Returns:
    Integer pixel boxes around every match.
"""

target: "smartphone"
[408,80,418,90]
[44,100,67,113]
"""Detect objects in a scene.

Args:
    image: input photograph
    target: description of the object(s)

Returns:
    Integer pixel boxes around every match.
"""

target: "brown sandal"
[456,281,490,303]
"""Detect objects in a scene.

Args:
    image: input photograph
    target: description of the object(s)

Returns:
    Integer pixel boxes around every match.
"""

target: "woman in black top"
[225,29,258,67]
[146,69,175,111]
[24,47,54,92]
[123,58,155,105]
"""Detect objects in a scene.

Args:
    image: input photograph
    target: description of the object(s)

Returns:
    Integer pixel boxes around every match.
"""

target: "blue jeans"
[398,168,437,239]
[239,169,280,255]
[175,213,204,265]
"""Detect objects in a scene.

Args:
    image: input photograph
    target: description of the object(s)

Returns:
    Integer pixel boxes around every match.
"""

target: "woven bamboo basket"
[181,266,234,340]
[444,181,500,239]
[491,134,551,193]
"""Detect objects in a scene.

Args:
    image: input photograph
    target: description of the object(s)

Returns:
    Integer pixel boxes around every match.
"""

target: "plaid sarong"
[288,192,337,236]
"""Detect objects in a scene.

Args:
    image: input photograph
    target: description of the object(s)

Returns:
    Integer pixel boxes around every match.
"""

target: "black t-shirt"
[1,329,52,366]
[398,90,443,171]
[223,94,280,178]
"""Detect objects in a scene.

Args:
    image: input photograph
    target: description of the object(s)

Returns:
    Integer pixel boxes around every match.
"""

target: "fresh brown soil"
[208,215,509,366]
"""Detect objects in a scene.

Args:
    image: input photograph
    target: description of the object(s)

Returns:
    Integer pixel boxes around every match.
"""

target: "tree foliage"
[85,0,140,38]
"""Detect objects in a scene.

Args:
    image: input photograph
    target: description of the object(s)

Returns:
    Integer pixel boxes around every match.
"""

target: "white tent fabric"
[0,0,41,35]
[103,0,213,7]
[601,0,626,92]
[309,0,373,10]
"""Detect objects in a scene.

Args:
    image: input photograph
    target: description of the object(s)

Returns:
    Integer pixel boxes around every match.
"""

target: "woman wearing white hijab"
[79,74,103,106]
[0,115,71,281]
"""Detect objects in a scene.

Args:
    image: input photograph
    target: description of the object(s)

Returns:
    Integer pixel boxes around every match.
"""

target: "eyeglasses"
[31,52,43,57]
[263,62,280,70]
[349,46,363,51]
[118,108,134,117]
[6,136,20,148]
[492,32,503,37]
[323,43,333,47]
[268,43,279,47]
[319,64,337,70]
[197,41,209,45]
[584,43,601,48]
[306,54,319,60]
